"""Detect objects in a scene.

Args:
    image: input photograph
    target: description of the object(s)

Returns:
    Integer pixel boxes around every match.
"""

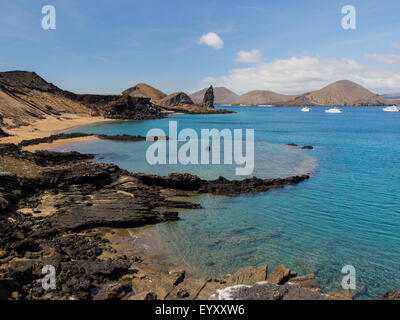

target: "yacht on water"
[382,105,400,112]
[325,107,343,114]
[301,107,310,112]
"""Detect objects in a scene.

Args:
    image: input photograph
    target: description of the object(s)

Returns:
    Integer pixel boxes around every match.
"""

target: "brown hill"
[0,71,165,128]
[382,93,400,101]
[300,80,389,106]
[190,87,239,105]
[0,71,92,128]
[234,80,390,106]
[122,83,167,101]
[234,90,298,106]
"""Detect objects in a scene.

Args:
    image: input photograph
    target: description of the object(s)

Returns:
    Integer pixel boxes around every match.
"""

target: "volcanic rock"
[267,264,297,285]
[157,92,194,108]
[380,290,400,300]
[202,86,214,108]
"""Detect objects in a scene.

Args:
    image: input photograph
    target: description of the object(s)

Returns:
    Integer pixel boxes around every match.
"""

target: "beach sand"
[0,113,115,150]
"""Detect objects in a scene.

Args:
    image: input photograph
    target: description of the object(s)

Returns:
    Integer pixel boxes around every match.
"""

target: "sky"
[1,0,400,95]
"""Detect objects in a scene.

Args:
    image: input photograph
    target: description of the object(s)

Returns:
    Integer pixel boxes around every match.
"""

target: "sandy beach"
[0,113,116,151]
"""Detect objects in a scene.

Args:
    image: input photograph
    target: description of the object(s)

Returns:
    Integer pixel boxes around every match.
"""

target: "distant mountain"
[233,90,298,105]
[382,93,400,100]
[122,83,167,101]
[297,80,389,106]
[234,80,390,106]
[190,87,239,105]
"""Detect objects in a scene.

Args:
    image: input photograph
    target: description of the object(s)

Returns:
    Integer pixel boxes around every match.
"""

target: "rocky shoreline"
[0,137,398,300]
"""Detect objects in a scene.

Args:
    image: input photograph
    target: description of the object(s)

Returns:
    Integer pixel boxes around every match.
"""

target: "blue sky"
[1,0,400,94]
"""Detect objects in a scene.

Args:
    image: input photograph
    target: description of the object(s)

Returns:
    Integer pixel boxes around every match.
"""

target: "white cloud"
[235,49,262,63]
[198,56,400,94]
[392,41,400,51]
[198,32,224,50]
[364,53,400,64]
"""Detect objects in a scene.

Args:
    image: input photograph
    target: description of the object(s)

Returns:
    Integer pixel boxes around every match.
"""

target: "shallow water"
[63,106,400,299]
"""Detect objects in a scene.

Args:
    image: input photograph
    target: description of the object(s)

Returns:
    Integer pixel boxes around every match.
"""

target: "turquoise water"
[62,106,400,299]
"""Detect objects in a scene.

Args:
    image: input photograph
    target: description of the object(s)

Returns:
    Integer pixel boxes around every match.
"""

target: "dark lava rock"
[25,151,95,166]
[18,133,92,147]
[202,86,214,109]
[100,95,163,120]
[200,175,310,195]
[72,94,165,120]
[134,173,310,196]
[0,127,9,138]
[97,134,147,142]
[286,143,313,150]
[380,290,400,300]
[157,92,194,108]
[0,278,20,299]
[133,173,204,191]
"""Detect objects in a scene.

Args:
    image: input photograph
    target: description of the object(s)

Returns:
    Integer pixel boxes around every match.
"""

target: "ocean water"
[62,106,400,299]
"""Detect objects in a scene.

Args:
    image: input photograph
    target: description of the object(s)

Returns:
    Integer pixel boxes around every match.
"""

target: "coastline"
[2,111,396,300]
[0,115,215,284]
[0,114,115,146]
[0,119,329,300]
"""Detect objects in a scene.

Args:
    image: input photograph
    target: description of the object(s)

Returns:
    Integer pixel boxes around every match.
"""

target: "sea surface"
[61,106,400,299]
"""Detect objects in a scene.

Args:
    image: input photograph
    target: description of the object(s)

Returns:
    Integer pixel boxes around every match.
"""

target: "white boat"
[383,105,400,112]
[325,107,343,114]
[301,107,310,112]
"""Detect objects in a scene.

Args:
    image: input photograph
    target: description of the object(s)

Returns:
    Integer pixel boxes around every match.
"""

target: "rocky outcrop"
[202,86,214,108]
[156,92,194,108]
[133,173,310,196]
[289,274,321,291]
[190,87,239,105]
[267,264,297,285]
[74,94,164,120]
